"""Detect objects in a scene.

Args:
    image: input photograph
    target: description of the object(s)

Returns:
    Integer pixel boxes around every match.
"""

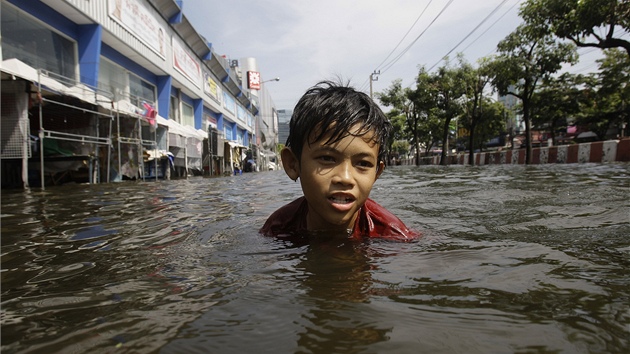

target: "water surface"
[1,164,629,353]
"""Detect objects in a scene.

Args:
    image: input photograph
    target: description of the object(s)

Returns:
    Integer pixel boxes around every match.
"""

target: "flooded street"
[1,163,629,353]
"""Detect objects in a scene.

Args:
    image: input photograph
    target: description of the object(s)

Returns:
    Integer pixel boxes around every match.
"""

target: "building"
[277,109,292,146]
[497,86,523,135]
[1,0,276,188]
[237,57,279,171]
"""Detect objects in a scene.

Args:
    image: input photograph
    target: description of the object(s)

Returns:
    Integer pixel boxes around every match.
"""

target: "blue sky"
[183,0,603,111]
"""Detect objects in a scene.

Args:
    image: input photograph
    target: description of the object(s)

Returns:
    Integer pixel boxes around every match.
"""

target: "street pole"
[369,70,380,99]
[259,77,280,171]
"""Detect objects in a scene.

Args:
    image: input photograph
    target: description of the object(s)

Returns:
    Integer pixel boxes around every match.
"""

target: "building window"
[169,95,180,123]
[1,3,76,79]
[224,124,233,141]
[181,102,194,127]
[129,73,156,108]
[98,58,126,100]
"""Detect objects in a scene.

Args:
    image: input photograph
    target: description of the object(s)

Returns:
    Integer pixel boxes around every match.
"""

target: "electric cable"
[427,0,511,72]
[459,0,521,55]
[374,0,434,71]
[379,0,455,75]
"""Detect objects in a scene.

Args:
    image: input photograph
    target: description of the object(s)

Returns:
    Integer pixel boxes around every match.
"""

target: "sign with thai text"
[204,72,220,102]
[172,38,201,88]
[108,0,166,58]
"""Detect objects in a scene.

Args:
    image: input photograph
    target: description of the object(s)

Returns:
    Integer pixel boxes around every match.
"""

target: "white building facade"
[1,0,274,187]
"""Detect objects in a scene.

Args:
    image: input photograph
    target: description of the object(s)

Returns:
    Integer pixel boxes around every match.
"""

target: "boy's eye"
[317,155,335,163]
[357,160,374,168]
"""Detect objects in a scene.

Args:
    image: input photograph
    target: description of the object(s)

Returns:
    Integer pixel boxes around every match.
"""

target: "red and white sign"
[247,71,261,90]
[172,37,201,88]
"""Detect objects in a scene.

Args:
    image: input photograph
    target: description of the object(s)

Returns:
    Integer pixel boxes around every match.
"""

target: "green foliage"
[428,56,469,164]
[459,57,498,163]
[487,23,577,163]
[379,56,509,164]
[476,100,507,150]
[530,72,583,137]
[520,0,630,55]
[385,110,407,142]
[391,140,410,155]
[377,1,629,165]
[580,48,630,137]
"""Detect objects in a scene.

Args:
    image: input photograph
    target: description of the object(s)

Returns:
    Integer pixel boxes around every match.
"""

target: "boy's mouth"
[329,195,355,204]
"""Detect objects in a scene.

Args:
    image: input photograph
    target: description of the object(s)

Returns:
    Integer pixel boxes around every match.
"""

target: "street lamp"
[255,76,280,171]
[263,77,280,83]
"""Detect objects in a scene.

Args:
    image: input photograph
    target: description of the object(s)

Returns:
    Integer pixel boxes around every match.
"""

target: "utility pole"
[369,70,380,99]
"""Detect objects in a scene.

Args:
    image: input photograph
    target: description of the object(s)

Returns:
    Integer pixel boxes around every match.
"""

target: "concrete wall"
[397,138,630,166]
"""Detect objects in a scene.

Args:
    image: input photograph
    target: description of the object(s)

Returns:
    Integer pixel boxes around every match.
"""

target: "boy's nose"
[332,162,354,185]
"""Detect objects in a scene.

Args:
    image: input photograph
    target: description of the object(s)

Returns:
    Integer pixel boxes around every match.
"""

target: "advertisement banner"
[247,71,261,90]
[172,38,201,88]
[204,72,220,103]
[108,0,166,57]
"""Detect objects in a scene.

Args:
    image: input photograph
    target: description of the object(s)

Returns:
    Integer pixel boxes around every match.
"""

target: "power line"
[379,0,455,75]
[459,0,521,55]
[374,0,434,71]
[359,1,435,93]
[427,0,512,72]
[571,61,600,74]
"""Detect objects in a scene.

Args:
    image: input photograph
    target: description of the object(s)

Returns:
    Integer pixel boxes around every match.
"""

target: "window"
[224,124,233,141]
[129,74,156,108]
[169,95,180,123]
[1,3,76,79]
[181,102,194,127]
[98,58,126,100]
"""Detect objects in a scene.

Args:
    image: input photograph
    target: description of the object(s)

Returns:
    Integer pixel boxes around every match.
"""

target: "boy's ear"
[375,161,385,179]
[281,147,300,181]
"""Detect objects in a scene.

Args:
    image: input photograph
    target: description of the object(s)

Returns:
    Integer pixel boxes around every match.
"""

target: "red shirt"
[260,197,420,241]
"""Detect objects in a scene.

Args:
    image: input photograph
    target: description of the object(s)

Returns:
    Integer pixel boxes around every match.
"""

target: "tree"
[475,99,507,152]
[378,69,441,165]
[378,79,424,165]
[460,58,493,165]
[412,69,443,159]
[391,140,411,161]
[384,109,408,164]
[430,57,468,165]
[581,48,630,137]
[530,72,584,142]
[520,0,630,56]
[488,24,577,163]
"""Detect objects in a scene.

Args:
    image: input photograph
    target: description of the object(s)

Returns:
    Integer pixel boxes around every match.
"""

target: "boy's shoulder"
[260,196,419,241]
[354,198,420,241]
[259,197,308,236]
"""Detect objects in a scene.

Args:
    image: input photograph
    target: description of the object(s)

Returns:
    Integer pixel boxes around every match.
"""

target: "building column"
[193,99,203,129]
[78,24,102,87]
[157,76,172,118]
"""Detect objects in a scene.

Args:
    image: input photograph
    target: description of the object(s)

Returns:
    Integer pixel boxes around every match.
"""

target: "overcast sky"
[183,0,603,111]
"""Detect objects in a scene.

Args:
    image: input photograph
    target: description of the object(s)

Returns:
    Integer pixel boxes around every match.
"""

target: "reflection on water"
[1,164,629,353]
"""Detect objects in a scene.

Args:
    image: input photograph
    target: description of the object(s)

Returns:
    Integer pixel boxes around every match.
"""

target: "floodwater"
[1,163,629,354]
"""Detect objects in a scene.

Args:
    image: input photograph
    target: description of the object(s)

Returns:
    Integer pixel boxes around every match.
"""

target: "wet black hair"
[286,80,391,164]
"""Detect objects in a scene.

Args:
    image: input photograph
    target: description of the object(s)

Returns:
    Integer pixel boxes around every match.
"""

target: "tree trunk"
[440,118,451,165]
[523,100,532,164]
[468,121,477,165]
[414,129,421,166]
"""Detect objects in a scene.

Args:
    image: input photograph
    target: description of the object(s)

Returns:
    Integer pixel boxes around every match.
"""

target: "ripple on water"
[27,262,96,284]
[0,165,628,353]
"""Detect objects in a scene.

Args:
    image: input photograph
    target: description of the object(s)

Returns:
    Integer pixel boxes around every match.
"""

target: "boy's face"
[282,124,384,232]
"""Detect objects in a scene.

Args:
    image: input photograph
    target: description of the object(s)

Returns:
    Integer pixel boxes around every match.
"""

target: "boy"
[260,81,419,241]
